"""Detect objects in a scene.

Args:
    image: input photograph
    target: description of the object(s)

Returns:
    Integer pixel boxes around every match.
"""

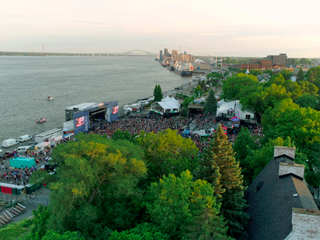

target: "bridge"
[0,50,158,57]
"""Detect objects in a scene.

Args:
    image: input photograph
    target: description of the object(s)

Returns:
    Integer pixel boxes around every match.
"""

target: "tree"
[297,68,304,81]
[222,73,259,100]
[109,223,169,240]
[46,134,147,238]
[204,89,217,115]
[249,69,263,76]
[294,93,319,109]
[137,129,198,188]
[154,85,163,101]
[195,84,202,96]
[196,125,249,237]
[233,127,258,185]
[147,170,229,240]
[308,71,316,83]
[42,231,85,240]
[280,69,294,80]
[112,129,137,142]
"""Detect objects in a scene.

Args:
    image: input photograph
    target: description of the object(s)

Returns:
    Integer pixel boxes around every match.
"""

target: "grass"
[0,218,32,240]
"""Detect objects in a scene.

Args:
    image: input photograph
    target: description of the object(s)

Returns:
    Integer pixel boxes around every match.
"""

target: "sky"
[1,0,320,57]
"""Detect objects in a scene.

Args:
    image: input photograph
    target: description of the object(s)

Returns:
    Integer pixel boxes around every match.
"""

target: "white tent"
[216,100,254,120]
[150,96,180,115]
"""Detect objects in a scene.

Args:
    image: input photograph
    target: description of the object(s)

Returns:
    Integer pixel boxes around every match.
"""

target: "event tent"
[216,100,254,120]
[10,157,36,168]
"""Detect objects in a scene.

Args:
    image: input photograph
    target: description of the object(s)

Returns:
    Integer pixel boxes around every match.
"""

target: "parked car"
[1,151,14,160]
[18,135,33,142]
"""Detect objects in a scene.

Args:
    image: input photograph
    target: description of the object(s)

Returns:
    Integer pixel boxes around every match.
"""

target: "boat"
[175,61,194,76]
[47,96,54,101]
[36,118,47,123]
[166,61,175,71]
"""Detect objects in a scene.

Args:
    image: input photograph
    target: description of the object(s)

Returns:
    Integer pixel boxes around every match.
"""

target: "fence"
[0,192,49,207]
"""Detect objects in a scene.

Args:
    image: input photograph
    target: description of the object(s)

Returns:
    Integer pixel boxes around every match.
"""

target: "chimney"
[288,208,320,239]
[279,162,305,179]
[274,146,296,159]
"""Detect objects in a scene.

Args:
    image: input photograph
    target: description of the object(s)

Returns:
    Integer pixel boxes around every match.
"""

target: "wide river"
[0,56,189,145]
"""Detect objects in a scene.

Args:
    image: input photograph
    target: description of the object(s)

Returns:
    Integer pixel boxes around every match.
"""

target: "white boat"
[47,96,54,101]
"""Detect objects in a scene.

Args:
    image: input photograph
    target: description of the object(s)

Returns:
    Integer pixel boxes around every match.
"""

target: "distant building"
[244,146,319,240]
[159,50,163,61]
[172,50,178,61]
[287,58,296,67]
[267,53,287,65]
[241,60,273,70]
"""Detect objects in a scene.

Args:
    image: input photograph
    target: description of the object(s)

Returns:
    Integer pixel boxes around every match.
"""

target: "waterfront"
[0,56,188,145]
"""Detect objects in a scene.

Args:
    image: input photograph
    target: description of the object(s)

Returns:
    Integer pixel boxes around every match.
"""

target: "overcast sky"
[1,0,320,57]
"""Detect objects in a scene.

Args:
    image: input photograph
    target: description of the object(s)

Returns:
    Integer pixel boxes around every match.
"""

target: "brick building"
[241,60,273,70]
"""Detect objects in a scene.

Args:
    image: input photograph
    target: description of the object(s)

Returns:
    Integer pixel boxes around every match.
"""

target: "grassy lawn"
[0,219,32,240]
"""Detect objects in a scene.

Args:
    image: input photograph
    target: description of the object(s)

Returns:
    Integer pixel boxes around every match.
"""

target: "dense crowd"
[89,113,259,153]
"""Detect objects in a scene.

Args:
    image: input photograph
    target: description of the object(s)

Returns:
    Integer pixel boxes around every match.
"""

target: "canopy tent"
[151,97,180,115]
[10,157,36,168]
[162,96,179,104]
[216,100,254,120]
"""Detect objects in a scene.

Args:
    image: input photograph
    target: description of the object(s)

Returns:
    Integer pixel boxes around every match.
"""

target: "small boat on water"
[36,118,47,124]
[47,96,54,101]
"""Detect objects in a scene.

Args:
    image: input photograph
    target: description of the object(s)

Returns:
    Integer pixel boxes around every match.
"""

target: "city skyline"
[1,0,320,58]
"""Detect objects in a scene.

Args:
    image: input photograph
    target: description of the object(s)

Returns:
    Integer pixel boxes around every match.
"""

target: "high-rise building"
[159,50,163,61]
[172,50,178,61]
[184,51,187,55]
[267,53,287,65]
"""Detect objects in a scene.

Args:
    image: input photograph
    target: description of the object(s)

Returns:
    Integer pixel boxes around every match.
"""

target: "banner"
[73,111,89,135]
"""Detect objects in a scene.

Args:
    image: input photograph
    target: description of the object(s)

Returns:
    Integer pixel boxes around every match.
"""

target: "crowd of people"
[90,113,262,153]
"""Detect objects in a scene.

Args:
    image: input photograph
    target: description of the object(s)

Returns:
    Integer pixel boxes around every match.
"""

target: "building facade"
[267,53,287,65]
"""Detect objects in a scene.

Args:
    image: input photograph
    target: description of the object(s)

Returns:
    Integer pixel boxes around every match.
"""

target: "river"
[0,56,189,146]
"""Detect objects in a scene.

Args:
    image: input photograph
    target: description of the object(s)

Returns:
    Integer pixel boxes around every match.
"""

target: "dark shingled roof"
[245,157,318,240]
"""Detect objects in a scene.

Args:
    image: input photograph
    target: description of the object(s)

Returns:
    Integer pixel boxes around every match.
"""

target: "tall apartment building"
[159,50,163,61]
[267,53,287,65]
[172,50,178,61]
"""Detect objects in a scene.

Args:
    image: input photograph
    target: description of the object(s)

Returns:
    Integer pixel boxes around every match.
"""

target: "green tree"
[28,205,50,240]
[294,93,319,109]
[46,134,147,238]
[109,223,169,240]
[195,84,202,96]
[112,129,137,142]
[222,73,259,100]
[154,85,163,101]
[233,128,258,185]
[147,170,229,240]
[42,231,85,240]
[280,69,294,80]
[224,71,229,77]
[297,68,304,81]
[263,69,273,76]
[137,129,198,187]
[196,125,249,237]
[308,71,316,83]
[300,58,311,65]
[249,69,263,76]
[204,89,217,115]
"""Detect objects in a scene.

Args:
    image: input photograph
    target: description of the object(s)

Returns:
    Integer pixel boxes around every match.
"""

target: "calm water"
[0,56,188,145]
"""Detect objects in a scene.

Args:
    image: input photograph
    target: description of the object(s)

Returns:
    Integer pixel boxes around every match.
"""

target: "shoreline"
[1,79,196,153]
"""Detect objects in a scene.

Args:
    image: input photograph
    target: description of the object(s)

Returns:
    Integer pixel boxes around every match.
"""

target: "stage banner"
[106,101,119,122]
[73,111,89,135]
